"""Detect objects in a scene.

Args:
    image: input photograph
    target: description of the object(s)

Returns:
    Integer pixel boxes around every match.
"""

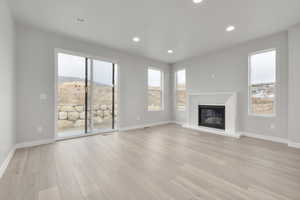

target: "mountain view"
[251,82,275,114]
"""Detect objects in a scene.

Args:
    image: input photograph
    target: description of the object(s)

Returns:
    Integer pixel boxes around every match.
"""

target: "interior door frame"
[54,48,120,141]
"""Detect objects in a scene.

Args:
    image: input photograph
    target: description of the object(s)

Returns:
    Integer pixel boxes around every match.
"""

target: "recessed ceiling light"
[132,37,140,42]
[77,18,85,23]
[226,25,235,32]
[193,0,203,4]
[167,50,174,54]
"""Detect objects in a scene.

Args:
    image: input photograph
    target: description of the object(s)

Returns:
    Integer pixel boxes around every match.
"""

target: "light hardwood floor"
[1,124,300,200]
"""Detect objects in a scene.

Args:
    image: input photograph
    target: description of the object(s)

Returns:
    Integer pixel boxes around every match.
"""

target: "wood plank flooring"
[1,124,300,200]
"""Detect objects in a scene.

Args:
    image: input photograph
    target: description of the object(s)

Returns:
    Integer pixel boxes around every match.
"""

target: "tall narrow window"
[175,69,186,111]
[249,49,276,116]
[148,68,163,111]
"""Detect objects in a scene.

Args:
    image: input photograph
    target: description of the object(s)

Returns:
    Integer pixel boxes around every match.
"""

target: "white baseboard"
[0,147,16,179]
[170,121,185,126]
[0,139,54,179]
[288,142,300,149]
[240,132,288,144]
[242,132,300,149]
[183,124,225,135]
[119,121,172,131]
[183,124,241,138]
[15,139,55,149]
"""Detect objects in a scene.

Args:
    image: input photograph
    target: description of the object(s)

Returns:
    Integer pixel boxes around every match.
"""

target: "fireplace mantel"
[183,92,240,138]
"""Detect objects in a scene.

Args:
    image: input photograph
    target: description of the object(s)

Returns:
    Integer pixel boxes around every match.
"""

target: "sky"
[58,51,273,87]
[59,53,163,88]
[250,50,276,84]
[58,53,114,86]
[148,68,162,87]
[176,69,186,85]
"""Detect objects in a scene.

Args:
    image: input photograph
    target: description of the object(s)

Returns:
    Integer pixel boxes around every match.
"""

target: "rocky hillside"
[57,78,116,132]
[251,83,275,114]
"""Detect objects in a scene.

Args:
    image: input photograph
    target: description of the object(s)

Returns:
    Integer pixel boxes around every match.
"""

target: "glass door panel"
[57,53,86,138]
[113,65,118,128]
[91,60,114,131]
[86,58,93,133]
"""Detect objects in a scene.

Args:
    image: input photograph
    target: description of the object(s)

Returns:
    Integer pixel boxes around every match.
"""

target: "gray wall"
[0,0,16,166]
[15,24,171,143]
[172,32,289,139]
[288,24,300,143]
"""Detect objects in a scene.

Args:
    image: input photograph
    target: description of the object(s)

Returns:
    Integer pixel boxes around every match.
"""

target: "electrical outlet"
[37,126,43,133]
[211,74,216,79]
[270,123,275,129]
[40,93,48,100]
[137,116,141,121]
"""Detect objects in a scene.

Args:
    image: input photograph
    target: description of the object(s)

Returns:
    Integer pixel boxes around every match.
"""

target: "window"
[175,69,186,111]
[249,49,276,116]
[148,68,163,111]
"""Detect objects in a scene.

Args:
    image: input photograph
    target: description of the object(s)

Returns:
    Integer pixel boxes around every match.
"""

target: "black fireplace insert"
[198,105,225,130]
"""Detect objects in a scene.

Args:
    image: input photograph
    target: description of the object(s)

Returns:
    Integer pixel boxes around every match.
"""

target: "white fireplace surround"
[183,92,239,138]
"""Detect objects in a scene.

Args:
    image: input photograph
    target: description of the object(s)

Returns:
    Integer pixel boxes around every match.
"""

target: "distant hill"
[251,82,275,98]
[58,76,83,83]
[58,76,112,87]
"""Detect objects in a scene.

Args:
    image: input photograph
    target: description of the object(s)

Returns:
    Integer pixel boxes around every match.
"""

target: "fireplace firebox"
[198,105,225,130]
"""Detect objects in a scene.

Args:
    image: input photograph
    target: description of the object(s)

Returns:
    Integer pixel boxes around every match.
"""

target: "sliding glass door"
[91,60,116,131]
[57,52,117,138]
[57,53,86,137]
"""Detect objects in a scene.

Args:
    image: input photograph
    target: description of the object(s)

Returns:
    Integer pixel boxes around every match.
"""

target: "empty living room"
[1,0,300,199]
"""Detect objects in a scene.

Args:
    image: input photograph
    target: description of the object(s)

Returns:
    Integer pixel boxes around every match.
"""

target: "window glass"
[249,50,276,115]
[148,68,163,111]
[176,69,186,110]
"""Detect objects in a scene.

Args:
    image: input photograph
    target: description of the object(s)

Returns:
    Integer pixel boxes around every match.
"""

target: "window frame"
[175,68,186,111]
[248,48,277,117]
[147,67,164,112]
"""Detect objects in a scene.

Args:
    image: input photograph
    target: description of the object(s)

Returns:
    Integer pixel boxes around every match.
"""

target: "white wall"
[288,24,300,143]
[172,32,289,139]
[0,0,16,167]
[15,24,171,144]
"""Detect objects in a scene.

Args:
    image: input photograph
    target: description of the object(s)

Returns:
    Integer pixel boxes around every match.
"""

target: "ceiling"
[8,0,300,63]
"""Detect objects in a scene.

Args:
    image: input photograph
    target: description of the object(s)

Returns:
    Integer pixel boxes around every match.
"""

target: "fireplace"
[184,93,238,137]
[198,105,225,130]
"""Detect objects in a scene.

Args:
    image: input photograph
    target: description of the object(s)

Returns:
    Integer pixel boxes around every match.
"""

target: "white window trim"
[248,48,277,117]
[175,68,186,111]
[148,67,164,112]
